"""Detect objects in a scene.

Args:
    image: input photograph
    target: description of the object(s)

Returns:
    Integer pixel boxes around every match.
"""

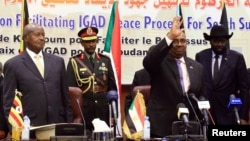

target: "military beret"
[78,27,99,41]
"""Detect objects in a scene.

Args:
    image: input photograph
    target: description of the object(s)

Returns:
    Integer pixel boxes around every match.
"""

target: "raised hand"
[167,16,185,40]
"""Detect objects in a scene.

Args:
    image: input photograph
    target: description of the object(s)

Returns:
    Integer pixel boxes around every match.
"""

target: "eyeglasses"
[172,39,186,45]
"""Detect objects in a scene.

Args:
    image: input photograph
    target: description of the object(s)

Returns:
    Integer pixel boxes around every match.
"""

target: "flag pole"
[104,0,121,138]
[20,0,29,54]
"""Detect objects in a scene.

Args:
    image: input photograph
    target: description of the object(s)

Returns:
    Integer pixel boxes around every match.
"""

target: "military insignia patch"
[87,27,93,35]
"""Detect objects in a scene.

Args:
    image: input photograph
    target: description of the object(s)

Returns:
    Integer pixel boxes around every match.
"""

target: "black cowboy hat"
[203,25,233,41]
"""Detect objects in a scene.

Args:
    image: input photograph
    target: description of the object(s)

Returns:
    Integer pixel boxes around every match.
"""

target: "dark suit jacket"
[0,75,9,139]
[196,49,249,124]
[3,51,73,126]
[248,68,250,88]
[143,38,205,137]
[131,68,151,89]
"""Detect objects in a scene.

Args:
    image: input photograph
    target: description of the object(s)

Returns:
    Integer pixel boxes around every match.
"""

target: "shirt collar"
[26,48,43,58]
[176,57,185,64]
[84,52,95,59]
[212,51,220,58]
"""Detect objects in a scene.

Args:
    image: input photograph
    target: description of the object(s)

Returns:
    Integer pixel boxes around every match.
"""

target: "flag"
[123,91,146,140]
[8,89,24,128]
[176,0,186,56]
[176,0,184,30]
[103,0,121,135]
[19,0,29,54]
[220,0,230,49]
[104,1,121,100]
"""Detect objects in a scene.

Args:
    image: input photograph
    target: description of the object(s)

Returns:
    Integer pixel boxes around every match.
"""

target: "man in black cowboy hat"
[195,25,249,125]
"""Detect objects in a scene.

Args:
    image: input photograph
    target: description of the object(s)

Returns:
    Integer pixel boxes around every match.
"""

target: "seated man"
[124,45,155,115]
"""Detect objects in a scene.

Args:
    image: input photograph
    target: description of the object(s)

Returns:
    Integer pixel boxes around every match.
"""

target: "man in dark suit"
[3,23,73,132]
[66,27,117,139]
[124,45,155,115]
[0,61,9,139]
[248,68,250,124]
[195,25,249,125]
[131,68,151,89]
[143,16,205,137]
[131,45,155,89]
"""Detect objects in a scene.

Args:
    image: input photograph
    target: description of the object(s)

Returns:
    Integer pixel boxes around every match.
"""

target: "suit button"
[95,100,98,103]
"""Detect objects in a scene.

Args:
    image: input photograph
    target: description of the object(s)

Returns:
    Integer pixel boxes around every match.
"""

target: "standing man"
[195,25,249,125]
[3,23,73,131]
[248,68,250,124]
[66,27,117,138]
[143,16,205,137]
[0,61,8,139]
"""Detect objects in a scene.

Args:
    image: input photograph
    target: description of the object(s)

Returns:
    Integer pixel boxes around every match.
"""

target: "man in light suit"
[195,25,249,125]
[143,16,205,137]
[3,23,73,133]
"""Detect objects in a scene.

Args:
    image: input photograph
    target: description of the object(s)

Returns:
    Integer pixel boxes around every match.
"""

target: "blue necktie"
[176,60,185,94]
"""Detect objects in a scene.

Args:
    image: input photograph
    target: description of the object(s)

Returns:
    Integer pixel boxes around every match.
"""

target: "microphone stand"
[183,124,188,141]
[184,93,202,135]
[202,119,208,141]
[113,118,117,141]
[76,99,87,140]
[110,104,117,141]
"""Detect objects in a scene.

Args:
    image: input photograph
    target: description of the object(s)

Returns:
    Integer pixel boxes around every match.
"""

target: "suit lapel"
[167,56,183,96]
[202,52,215,85]
[214,53,229,84]
[43,53,51,79]
[22,52,43,78]
[185,59,195,90]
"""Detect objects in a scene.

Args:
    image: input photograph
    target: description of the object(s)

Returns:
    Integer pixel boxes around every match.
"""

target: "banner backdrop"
[1,0,250,84]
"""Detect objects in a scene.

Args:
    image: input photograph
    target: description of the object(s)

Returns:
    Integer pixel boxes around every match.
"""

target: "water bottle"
[142,116,150,140]
[21,115,30,140]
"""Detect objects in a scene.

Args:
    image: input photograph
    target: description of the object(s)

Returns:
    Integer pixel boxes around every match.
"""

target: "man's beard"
[211,46,227,55]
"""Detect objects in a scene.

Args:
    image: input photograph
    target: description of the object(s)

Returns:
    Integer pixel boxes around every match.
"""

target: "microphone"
[185,93,201,124]
[185,92,202,135]
[76,99,87,138]
[228,94,242,124]
[198,96,210,125]
[107,90,118,120]
[189,93,199,102]
[189,93,210,125]
[177,103,190,126]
